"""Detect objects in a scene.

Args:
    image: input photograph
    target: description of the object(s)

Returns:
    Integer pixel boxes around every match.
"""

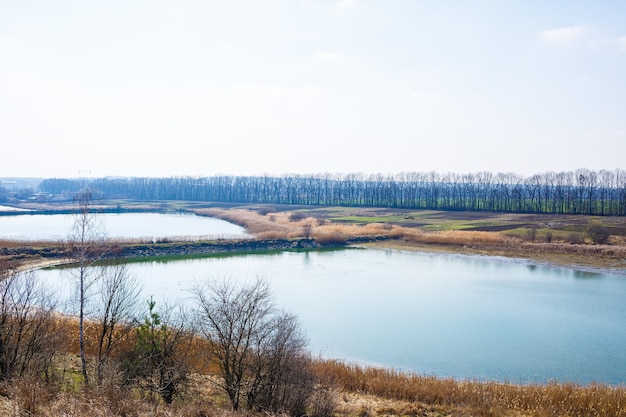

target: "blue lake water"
[37,248,626,385]
[0,212,248,240]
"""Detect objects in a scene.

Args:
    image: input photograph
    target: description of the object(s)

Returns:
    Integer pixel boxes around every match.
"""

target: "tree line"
[39,168,626,215]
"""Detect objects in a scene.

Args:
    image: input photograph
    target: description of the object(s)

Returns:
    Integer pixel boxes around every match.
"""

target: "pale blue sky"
[1,1,625,178]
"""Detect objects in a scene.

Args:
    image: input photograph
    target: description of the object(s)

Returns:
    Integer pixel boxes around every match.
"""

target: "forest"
[39,168,626,216]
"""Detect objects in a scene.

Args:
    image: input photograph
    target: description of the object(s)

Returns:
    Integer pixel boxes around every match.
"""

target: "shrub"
[566,232,585,244]
[313,232,347,246]
[193,278,315,414]
[586,222,610,244]
[545,230,553,243]
[256,206,277,216]
[309,387,337,417]
[122,299,193,404]
[525,226,537,242]
[288,212,307,222]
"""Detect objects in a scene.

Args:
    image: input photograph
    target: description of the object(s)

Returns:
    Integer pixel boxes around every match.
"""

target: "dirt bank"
[359,239,626,275]
[3,238,325,270]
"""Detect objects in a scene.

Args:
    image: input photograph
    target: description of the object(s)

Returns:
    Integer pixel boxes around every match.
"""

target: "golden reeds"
[194,208,626,266]
[314,360,626,417]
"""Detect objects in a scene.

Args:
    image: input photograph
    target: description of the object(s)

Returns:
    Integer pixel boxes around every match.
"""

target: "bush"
[313,232,347,246]
[122,299,193,404]
[256,206,277,216]
[193,278,315,414]
[288,212,307,222]
[586,222,610,244]
[309,387,337,417]
[544,230,553,243]
[566,232,585,244]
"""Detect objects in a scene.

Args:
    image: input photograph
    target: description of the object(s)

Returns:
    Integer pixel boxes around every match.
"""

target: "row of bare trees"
[40,168,626,215]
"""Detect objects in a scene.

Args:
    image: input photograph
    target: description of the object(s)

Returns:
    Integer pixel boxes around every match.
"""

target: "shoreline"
[14,237,626,277]
[357,240,626,276]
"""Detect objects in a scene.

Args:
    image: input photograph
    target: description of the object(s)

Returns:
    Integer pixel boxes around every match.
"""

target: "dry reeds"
[192,209,626,267]
[0,376,225,417]
[193,208,399,243]
[388,227,518,247]
[194,208,296,239]
[314,360,626,417]
[0,238,61,248]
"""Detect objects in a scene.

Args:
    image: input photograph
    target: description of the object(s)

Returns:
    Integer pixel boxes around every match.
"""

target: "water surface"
[39,248,626,385]
[0,212,248,240]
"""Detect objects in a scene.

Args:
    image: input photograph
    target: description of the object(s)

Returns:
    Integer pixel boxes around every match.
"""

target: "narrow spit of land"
[190,204,626,274]
[2,201,626,274]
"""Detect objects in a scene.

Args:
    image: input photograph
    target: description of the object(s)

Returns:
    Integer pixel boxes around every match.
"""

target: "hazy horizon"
[2,1,625,178]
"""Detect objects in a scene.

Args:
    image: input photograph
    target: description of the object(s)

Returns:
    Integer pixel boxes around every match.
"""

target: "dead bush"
[313,232,347,246]
[309,387,337,417]
[587,222,610,244]
[288,212,307,222]
[566,232,585,244]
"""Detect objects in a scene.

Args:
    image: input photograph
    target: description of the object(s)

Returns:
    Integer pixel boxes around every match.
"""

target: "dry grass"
[0,238,61,249]
[193,208,626,273]
[389,227,518,247]
[0,376,231,417]
[194,208,401,242]
[2,299,625,416]
[315,360,626,417]
[194,208,297,239]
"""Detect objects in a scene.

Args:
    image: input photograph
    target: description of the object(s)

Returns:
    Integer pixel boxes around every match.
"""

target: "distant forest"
[39,169,626,216]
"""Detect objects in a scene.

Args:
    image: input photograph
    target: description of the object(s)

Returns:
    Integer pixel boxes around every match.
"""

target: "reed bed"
[0,238,61,248]
[192,208,626,265]
[518,241,626,259]
[315,360,626,417]
[105,234,253,244]
[389,227,518,247]
[194,208,296,238]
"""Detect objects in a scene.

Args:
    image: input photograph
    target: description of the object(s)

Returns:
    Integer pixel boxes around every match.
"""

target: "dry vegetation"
[316,360,626,417]
[2,204,626,416]
[193,207,626,272]
[1,321,625,417]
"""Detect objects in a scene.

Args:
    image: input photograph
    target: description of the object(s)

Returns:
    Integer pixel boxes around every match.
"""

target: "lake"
[38,248,626,385]
[0,212,249,240]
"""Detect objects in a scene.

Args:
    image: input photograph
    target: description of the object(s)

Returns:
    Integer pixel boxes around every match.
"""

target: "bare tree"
[94,262,141,385]
[193,278,313,414]
[0,266,59,381]
[246,311,314,416]
[67,187,106,385]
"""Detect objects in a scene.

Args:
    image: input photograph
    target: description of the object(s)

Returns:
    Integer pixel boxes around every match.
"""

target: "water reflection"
[37,248,626,385]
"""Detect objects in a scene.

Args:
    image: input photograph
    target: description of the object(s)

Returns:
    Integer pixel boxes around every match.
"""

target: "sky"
[1,1,625,179]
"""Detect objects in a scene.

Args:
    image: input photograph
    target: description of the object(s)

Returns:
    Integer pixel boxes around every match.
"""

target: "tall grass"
[314,360,626,417]
[193,208,626,263]
[389,227,517,247]
[4,303,625,416]
[0,238,61,248]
